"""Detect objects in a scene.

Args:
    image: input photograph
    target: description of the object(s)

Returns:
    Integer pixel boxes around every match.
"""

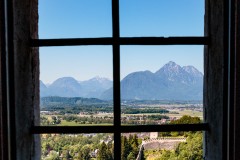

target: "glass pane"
[39,0,112,38]
[120,0,204,37]
[121,132,203,160]
[40,46,113,126]
[120,46,203,125]
[41,133,114,159]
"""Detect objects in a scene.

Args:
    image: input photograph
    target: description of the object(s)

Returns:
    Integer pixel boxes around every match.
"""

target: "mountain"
[47,77,83,97]
[40,76,112,98]
[155,61,203,85]
[100,61,203,100]
[101,71,167,100]
[80,76,112,98]
[40,61,203,100]
[40,80,48,97]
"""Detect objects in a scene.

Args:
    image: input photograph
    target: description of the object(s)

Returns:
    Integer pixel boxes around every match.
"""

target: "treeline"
[63,115,113,125]
[159,115,202,137]
[41,105,170,115]
[121,115,169,125]
[121,108,169,114]
[41,114,169,126]
[122,100,202,105]
[41,105,113,115]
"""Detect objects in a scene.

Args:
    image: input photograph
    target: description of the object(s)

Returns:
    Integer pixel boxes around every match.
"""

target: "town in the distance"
[40,61,203,160]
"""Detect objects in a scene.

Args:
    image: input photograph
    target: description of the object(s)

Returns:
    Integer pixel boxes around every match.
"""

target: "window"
[0,0,239,159]
[35,0,208,159]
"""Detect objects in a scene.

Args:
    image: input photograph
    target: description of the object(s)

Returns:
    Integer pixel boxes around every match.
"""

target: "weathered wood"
[0,1,9,159]
[233,0,240,159]
[0,0,2,158]
[204,0,227,159]
[12,0,40,159]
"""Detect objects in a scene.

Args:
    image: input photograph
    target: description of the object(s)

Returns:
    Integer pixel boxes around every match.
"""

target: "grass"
[123,109,203,119]
[58,120,113,126]
[167,109,203,119]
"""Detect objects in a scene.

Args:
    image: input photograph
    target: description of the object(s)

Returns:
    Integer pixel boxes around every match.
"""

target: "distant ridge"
[100,61,203,100]
[40,61,203,100]
[40,76,113,98]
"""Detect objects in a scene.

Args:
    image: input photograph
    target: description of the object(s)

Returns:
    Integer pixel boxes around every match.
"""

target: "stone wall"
[143,138,186,150]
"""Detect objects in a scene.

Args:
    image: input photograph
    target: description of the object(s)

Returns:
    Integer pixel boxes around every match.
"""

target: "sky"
[39,0,204,84]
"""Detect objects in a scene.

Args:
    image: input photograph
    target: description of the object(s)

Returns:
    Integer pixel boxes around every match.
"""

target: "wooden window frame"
[1,0,239,159]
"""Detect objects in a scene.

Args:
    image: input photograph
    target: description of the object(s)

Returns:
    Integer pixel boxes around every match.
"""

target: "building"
[150,132,158,139]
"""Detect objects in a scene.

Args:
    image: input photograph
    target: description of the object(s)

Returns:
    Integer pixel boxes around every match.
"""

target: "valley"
[40,61,204,159]
[40,98,203,159]
[40,97,203,126]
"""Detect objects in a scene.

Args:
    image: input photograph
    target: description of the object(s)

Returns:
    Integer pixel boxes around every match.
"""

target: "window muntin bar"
[31,123,209,134]
[31,37,208,47]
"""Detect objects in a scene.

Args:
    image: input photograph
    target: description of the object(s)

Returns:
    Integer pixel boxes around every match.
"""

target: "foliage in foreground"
[41,133,113,160]
[144,115,203,160]
[121,134,140,160]
[158,132,203,160]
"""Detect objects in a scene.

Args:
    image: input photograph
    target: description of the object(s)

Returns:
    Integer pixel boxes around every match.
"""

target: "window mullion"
[112,0,121,159]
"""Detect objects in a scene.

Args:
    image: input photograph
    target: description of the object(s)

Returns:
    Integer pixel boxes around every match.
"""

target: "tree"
[159,132,203,160]
[61,150,72,160]
[131,134,139,158]
[121,135,140,160]
[170,115,202,136]
[52,116,57,124]
[121,136,131,160]
[97,142,113,160]
[45,150,60,160]
[127,152,135,160]
[78,145,91,160]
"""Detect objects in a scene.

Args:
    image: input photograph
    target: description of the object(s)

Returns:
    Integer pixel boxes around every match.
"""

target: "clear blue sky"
[39,0,204,84]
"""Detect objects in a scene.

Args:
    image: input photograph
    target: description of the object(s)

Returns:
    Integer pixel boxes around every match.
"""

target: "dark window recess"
[31,0,209,160]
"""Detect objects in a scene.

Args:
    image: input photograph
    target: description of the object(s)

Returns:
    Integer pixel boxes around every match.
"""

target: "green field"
[123,109,202,119]
[41,108,203,126]
[58,120,113,126]
[167,109,203,119]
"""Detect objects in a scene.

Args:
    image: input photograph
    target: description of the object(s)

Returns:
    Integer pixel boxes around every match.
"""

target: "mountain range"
[40,61,203,100]
[40,76,112,98]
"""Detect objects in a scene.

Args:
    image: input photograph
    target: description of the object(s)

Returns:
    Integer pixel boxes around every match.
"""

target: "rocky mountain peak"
[182,66,203,78]
[156,61,183,75]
